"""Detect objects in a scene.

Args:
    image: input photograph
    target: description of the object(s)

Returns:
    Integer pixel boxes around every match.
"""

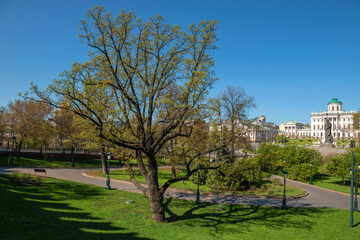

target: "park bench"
[34,168,46,176]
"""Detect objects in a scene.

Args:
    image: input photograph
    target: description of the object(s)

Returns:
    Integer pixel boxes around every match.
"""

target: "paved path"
[1,167,357,210]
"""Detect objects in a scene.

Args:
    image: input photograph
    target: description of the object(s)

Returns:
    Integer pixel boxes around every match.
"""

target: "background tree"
[7,99,52,157]
[276,134,288,144]
[68,116,109,174]
[0,106,6,148]
[216,86,256,156]
[53,105,75,150]
[29,6,218,222]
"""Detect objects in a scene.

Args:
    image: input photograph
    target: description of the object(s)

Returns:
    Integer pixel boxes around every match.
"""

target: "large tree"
[7,99,52,156]
[0,106,6,148]
[29,6,218,222]
[216,86,256,155]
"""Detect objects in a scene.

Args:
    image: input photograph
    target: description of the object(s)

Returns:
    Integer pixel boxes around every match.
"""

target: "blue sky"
[0,0,359,125]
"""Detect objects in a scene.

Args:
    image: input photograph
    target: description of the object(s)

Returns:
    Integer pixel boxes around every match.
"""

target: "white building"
[281,98,359,142]
[311,98,359,142]
[248,115,278,143]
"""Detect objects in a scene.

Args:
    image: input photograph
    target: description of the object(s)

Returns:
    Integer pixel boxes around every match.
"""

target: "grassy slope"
[0,174,359,240]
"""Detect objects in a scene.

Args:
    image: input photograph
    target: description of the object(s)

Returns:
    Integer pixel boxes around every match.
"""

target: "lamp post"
[350,152,354,228]
[309,162,313,185]
[8,135,16,168]
[281,170,288,210]
[105,153,111,190]
[195,163,201,204]
[71,143,75,167]
[354,163,360,211]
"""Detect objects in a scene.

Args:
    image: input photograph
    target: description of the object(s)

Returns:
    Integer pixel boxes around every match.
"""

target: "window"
[332,106,334,111]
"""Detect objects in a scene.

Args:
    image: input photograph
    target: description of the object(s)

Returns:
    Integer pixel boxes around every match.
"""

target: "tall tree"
[0,106,6,148]
[29,6,218,222]
[216,86,256,155]
[7,99,52,156]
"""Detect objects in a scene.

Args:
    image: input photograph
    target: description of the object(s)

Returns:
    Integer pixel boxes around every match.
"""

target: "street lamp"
[354,163,360,211]
[349,151,355,228]
[105,153,111,190]
[281,170,288,210]
[8,135,16,168]
[309,162,313,185]
[195,163,201,204]
[71,143,75,167]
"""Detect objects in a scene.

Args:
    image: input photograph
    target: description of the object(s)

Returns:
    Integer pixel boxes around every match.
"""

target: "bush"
[288,163,318,181]
[9,173,44,186]
[189,168,208,185]
[324,152,353,185]
[253,143,323,180]
[206,159,263,191]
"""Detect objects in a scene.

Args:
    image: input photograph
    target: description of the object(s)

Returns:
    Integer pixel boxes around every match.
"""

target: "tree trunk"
[147,188,165,222]
[171,166,177,179]
[17,141,22,159]
[100,147,107,174]
[146,154,165,222]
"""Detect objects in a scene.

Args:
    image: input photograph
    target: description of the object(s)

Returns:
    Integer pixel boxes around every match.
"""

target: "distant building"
[311,98,359,142]
[248,115,278,143]
[280,98,359,143]
[209,115,278,144]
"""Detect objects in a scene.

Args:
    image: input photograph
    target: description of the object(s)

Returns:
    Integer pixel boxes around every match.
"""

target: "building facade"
[248,115,278,143]
[280,98,359,143]
[311,98,359,142]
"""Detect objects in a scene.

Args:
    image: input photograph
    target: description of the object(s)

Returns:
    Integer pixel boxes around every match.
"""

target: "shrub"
[206,159,263,191]
[189,168,208,185]
[9,173,44,186]
[325,154,351,185]
[288,163,318,182]
[253,143,323,180]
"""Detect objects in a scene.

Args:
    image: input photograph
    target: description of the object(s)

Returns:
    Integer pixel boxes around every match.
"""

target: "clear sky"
[1,0,359,125]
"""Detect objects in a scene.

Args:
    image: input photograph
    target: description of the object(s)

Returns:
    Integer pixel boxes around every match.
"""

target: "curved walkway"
[1,167,356,210]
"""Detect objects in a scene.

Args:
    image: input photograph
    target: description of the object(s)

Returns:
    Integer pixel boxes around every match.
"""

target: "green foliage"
[254,143,322,180]
[214,144,234,162]
[189,168,209,185]
[324,149,360,184]
[276,135,288,144]
[206,159,263,191]
[288,163,313,181]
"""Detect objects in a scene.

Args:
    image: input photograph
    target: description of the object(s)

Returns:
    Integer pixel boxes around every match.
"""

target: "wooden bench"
[34,168,46,176]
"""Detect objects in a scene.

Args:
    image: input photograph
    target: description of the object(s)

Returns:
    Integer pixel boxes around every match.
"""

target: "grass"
[0,174,359,240]
[309,173,355,195]
[0,155,170,168]
[0,155,112,168]
[90,169,307,198]
[286,139,317,146]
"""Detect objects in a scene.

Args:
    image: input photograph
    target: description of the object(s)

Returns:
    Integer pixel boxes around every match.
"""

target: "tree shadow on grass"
[0,175,152,240]
[164,197,331,236]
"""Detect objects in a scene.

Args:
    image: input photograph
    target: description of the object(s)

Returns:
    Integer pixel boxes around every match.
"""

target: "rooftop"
[327,98,342,105]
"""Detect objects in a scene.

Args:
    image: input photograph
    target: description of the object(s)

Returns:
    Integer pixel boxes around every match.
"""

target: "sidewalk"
[1,167,356,210]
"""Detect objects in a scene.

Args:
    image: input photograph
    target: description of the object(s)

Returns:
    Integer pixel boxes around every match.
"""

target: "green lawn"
[309,173,355,195]
[0,155,170,168]
[91,169,306,198]
[286,139,317,146]
[0,174,359,240]
[0,155,106,168]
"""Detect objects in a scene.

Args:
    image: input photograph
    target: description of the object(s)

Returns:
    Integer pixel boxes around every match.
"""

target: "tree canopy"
[28,6,218,222]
